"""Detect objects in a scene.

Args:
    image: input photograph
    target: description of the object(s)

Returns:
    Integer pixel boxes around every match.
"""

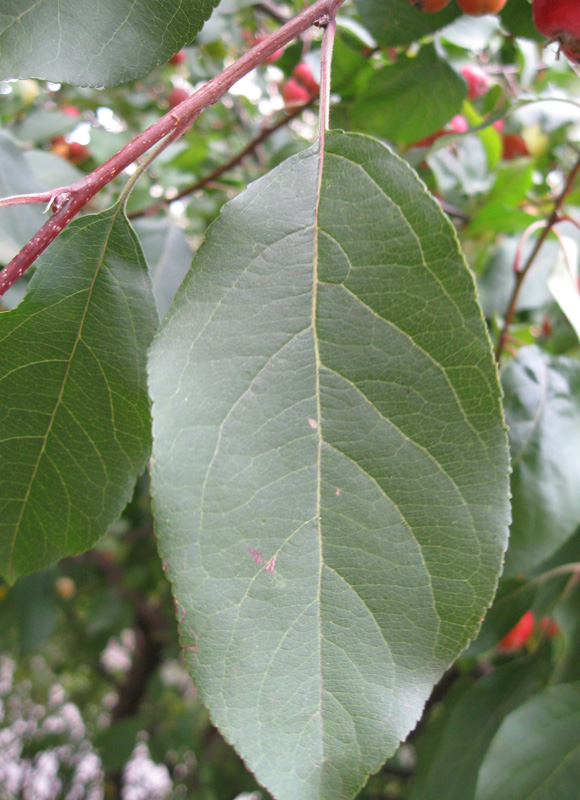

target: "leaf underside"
[0,206,158,582]
[149,131,510,800]
[0,0,221,86]
[502,346,580,576]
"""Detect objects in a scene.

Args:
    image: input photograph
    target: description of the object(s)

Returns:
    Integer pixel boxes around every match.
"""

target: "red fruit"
[457,0,507,16]
[50,136,71,159]
[498,610,535,651]
[410,115,468,148]
[168,87,190,108]
[406,0,452,11]
[62,105,81,117]
[539,616,560,638]
[168,50,187,66]
[281,78,310,105]
[448,114,469,133]
[502,133,529,159]
[533,0,580,63]
[292,62,320,95]
[460,65,491,99]
[255,34,284,64]
[68,141,91,164]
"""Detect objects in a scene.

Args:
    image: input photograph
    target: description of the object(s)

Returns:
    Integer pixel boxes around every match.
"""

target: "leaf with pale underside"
[149,131,510,800]
[0,0,221,86]
[502,346,580,576]
[0,205,158,583]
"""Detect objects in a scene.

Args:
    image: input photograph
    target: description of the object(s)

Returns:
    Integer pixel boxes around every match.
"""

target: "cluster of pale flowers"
[1,652,266,800]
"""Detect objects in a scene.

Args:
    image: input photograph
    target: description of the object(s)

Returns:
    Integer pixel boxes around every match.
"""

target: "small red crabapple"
[292,62,320,94]
[498,610,535,651]
[281,78,311,106]
[168,50,187,65]
[460,65,491,98]
[168,87,190,108]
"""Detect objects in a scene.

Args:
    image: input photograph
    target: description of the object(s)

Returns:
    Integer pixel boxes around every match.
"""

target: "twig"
[0,0,345,299]
[128,99,315,219]
[495,150,580,361]
[256,0,291,24]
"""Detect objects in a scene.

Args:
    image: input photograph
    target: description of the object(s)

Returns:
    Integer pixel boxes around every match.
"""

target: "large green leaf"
[351,45,466,145]
[412,655,551,800]
[475,683,580,800]
[502,346,580,576]
[354,0,461,48]
[0,205,158,583]
[0,131,46,263]
[0,0,221,86]
[149,131,510,800]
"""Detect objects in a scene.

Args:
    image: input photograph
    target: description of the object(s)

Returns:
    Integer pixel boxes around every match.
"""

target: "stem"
[128,100,314,220]
[119,118,194,210]
[495,150,580,361]
[319,12,337,135]
[532,561,580,586]
[0,0,345,299]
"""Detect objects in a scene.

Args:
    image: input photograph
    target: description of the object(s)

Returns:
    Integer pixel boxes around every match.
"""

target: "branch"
[128,98,315,220]
[495,150,580,361]
[0,0,345,299]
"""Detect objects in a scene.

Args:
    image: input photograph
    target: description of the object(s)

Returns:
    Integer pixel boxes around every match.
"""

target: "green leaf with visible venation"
[149,131,510,800]
[502,346,580,576]
[475,683,580,800]
[0,205,158,583]
[0,0,221,86]
[412,655,551,800]
[351,46,466,145]
[354,0,461,47]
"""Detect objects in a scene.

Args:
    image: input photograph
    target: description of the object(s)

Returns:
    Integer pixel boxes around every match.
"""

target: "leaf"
[354,0,460,48]
[0,205,158,583]
[499,0,545,42]
[351,46,466,145]
[502,346,580,576]
[0,0,221,87]
[475,683,580,800]
[149,131,510,800]
[412,655,551,800]
[548,237,580,343]
[0,131,46,263]
[477,237,554,319]
[552,580,580,684]
[132,217,193,320]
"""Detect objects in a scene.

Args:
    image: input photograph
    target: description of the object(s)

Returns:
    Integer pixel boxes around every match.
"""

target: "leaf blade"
[149,131,510,800]
[0,0,221,86]
[0,205,158,582]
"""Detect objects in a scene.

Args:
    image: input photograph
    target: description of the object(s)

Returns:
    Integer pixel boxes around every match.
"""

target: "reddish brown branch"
[0,0,344,299]
[128,98,315,219]
[495,150,580,361]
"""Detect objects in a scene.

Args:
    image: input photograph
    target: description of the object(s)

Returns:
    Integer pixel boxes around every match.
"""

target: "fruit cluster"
[407,0,507,17]
[409,0,580,64]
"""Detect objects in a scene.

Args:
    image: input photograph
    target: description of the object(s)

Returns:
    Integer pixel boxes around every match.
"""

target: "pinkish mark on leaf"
[265,554,277,575]
[307,417,318,429]
[247,548,264,565]
[335,488,341,496]
[173,598,186,623]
